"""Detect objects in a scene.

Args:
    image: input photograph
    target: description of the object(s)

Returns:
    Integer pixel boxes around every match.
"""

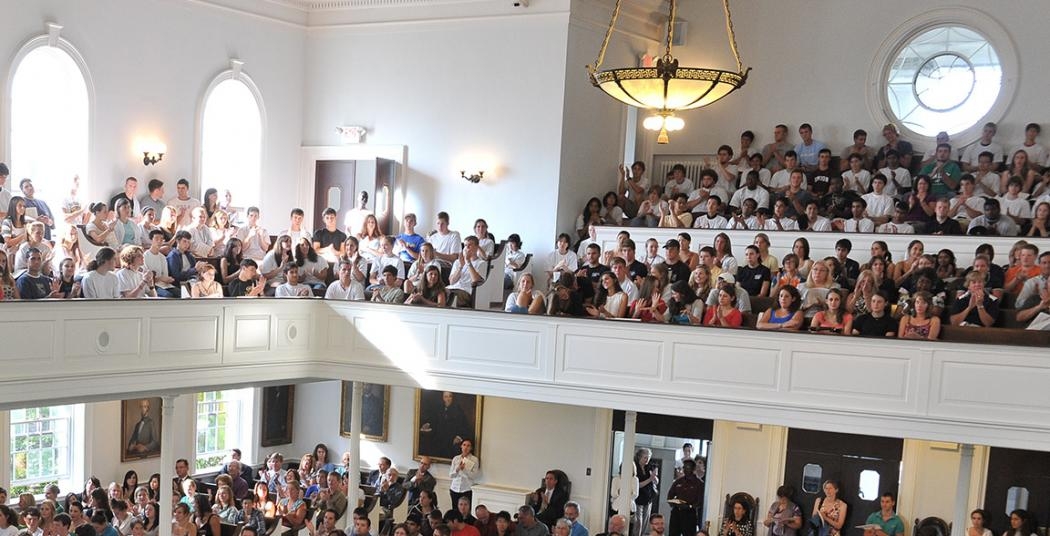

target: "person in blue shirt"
[90,511,119,536]
[795,123,828,172]
[397,213,426,263]
[863,492,905,536]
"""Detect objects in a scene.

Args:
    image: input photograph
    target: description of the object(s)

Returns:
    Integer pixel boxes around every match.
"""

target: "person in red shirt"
[445,511,481,536]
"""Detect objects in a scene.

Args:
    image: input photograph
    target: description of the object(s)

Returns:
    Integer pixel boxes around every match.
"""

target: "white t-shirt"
[86,220,120,248]
[167,196,202,226]
[548,250,579,281]
[844,218,875,233]
[82,270,121,299]
[861,193,895,219]
[961,141,1004,166]
[842,169,872,193]
[729,187,770,210]
[808,216,832,232]
[688,186,732,212]
[504,290,544,312]
[693,214,729,229]
[298,257,330,285]
[234,225,270,261]
[0,524,21,536]
[281,228,313,247]
[448,258,487,292]
[973,171,1001,196]
[877,221,915,234]
[763,217,799,231]
[144,250,174,289]
[769,169,792,190]
[371,254,406,280]
[1011,142,1049,167]
[428,230,463,257]
[325,279,365,301]
[950,195,986,220]
[998,193,1033,220]
[116,267,150,298]
[738,167,771,189]
[877,166,912,197]
[665,177,695,197]
[275,282,312,297]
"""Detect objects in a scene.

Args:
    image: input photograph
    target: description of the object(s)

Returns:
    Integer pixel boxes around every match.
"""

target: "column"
[616,411,638,523]
[158,395,177,536]
[346,381,364,507]
[952,444,975,536]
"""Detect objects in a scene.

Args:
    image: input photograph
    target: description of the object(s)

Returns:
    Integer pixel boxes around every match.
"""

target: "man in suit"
[529,471,569,529]
[126,399,159,456]
[368,457,392,488]
[403,456,436,507]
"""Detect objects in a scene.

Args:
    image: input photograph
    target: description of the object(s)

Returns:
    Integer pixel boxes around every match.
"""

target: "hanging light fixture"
[587,0,750,144]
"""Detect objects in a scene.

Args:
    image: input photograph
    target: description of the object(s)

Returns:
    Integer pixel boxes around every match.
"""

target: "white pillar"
[346,382,364,507]
[951,444,975,536]
[158,395,177,536]
[615,411,638,518]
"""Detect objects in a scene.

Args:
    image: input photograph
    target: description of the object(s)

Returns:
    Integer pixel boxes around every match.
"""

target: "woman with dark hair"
[968,509,991,536]
[935,249,957,281]
[86,202,119,248]
[1026,202,1050,237]
[757,285,803,330]
[602,191,625,225]
[703,284,743,327]
[313,443,336,473]
[667,280,700,325]
[905,175,935,230]
[764,486,802,536]
[810,288,852,335]
[793,238,813,280]
[295,237,328,289]
[0,253,17,300]
[220,237,244,283]
[122,471,139,501]
[898,290,941,340]
[203,188,220,219]
[260,234,294,292]
[1,196,29,253]
[679,232,700,271]
[356,214,383,260]
[0,504,19,536]
[586,272,628,319]
[88,487,113,521]
[1004,509,1036,536]
[148,474,161,501]
[633,448,658,535]
[494,511,515,536]
[630,275,668,323]
[576,197,603,241]
[171,503,195,536]
[811,481,846,536]
[409,489,440,526]
[81,247,120,299]
[721,497,755,536]
[894,240,926,287]
[714,232,738,275]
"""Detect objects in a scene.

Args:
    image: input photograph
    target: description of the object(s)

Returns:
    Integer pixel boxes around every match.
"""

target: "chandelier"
[587,0,750,144]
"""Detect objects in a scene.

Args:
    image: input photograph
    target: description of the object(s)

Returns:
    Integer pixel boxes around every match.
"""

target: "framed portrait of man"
[261,385,295,447]
[121,397,162,462]
[340,381,390,442]
[413,390,482,464]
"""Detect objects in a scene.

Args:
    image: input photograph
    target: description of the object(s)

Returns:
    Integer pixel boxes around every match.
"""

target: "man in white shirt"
[837,199,875,233]
[967,198,1019,236]
[275,265,313,298]
[1011,123,1048,167]
[726,198,760,230]
[609,257,639,302]
[692,196,728,230]
[325,260,365,301]
[428,211,463,267]
[950,176,986,222]
[234,206,271,262]
[281,208,312,245]
[876,203,915,235]
[708,145,739,191]
[729,170,770,213]
[739,153,772,190]
[664,164,694,197]
[685,170,730,217]
[145,230,178,298]
[762,198,799,231]
[960,122,1004,171]
[185,207,217,257]
[841,153,872,193]
[877,149,912,197]
[447,236,486,307]
[617,161,650,216]
[769,152,801,193]
[802,201,831,232]
[971,152,1001,196]
[368,236,406,290]
[167,178,202,227]
[861,175,895,225]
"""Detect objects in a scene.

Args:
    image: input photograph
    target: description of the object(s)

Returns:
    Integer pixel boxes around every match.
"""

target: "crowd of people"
[589,123,1050,238]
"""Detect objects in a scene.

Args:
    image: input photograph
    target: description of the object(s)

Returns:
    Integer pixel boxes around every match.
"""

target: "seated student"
[810,288,852,334]
[428,211,463,268]
[801,200,832,232]
[546,233,579,286]
[15,222,54,274]
[234,206,271,262]
[575,243,609,301]
[727,197,761,230]
[188,264,223,298]
[503,233,527,289]
[115,246,157,299]
[666,280,701,324]
[259,234,294,294]
[968,198,1020,236]
[702,282,743,327]
[898,290,941,340]
[446,236,486,307]
[183,207,217,258]
[53,258,82,299]
[693,196,728,229]
[1016,251,1050,325]
[295,237,329,290]
[326,260,366,301]
[860,175,894,225]
[81,248,121,299]
[799,259,839,318]
[227,259,267,297]
[737,245,771,297]
[737,153,771,191]
[769,151,800,193]
[949,271,1000,327]
[835,198,874,233]
[851,291,896,337]
[704,272,752,314]
[971,151,1001,197]
[999,176,1033,222]
[629,275,668,323]
[876,201,916,235]
[756,285,803,330]
[144,230,178,297]
[658,193,693,228]
[1004,243,1040,294]
[876,149,911,197]
[926,198,963,235]
[841,152,872,193]
[275,264,312,298]
[807,148,839,196]
[167,231,209,295]
[313,208,348,263]
[772,253,802,295]
[473,219,496,260]
[546,274,585,317]
[405,265,447,307]
[630,185,666,227]
[16,248,61,300]
[762,198,799,231]
[949,175,985,224]
[833,239,860,285]
[505,272,543,314]
[730,171,770,214]
[371,265,407,304]
[898,268,946,319]
[585,271,629,319]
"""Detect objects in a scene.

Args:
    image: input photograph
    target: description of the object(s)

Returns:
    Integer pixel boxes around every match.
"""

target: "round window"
[885,25,1002,137]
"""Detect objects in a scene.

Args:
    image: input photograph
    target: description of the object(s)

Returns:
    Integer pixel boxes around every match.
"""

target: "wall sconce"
[141,142,166,166]
[460,170,484,184]
[336,126,367,144]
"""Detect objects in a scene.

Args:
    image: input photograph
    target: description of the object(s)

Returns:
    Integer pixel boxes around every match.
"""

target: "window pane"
[201,79,263,210]
[10,46,89,226]
[10,405,73,486]
[802,464,822,494]
[858,470,881,501]
[1006,486,1029,514]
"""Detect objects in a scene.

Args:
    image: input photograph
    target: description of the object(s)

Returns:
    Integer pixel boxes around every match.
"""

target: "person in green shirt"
[863,492,905,536]
[919,144,962,198]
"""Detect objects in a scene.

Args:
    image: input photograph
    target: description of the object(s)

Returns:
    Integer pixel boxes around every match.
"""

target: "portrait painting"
[413,389,482,463]
[121,397,162,462]
[261,385,295,447]
[340,381,390,442]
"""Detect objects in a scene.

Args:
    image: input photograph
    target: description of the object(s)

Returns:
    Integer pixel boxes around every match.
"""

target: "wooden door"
[314,160,357,232]
[784,429,903,536]
[983,447,1050,536]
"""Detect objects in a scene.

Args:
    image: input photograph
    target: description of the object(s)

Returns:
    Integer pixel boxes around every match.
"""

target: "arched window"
[7,25,90,220]
[199,61,265,213]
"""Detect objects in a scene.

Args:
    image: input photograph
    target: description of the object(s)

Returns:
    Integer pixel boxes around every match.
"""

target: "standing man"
[862,493,905,536]
[140,179,166,218]
[665,459,702,536]
[19,178,55,240]
[110,177,143,221]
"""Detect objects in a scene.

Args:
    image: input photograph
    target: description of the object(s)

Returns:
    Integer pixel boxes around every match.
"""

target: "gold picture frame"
[261,385,295,447]
[121,397,163,462]
[339,381,390,442]
[413,389,483,464]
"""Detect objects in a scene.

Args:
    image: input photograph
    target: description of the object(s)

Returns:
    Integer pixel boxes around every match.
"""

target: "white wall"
[647,1,1050,159]
[302,12,571,272]
[0,0,305,231]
